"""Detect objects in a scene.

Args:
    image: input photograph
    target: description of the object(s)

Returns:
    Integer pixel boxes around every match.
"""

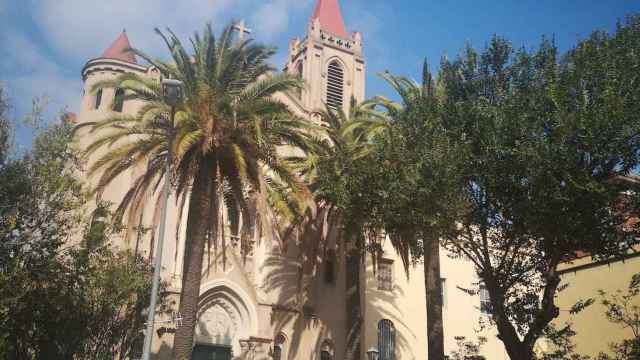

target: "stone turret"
[79,30,156,121]
[75,31,160,249]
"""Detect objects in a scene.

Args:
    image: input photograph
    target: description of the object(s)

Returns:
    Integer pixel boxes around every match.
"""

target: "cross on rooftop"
[232,20,252,42]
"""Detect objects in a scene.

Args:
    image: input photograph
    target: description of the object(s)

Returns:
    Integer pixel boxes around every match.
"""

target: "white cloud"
[27,0,313,62]
[0,28,81,117]
[1,0,317,125]
[250,0,312,41]
[28,0,238,61]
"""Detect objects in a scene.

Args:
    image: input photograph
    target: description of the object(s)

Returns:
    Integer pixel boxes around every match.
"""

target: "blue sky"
[1,0,639,148]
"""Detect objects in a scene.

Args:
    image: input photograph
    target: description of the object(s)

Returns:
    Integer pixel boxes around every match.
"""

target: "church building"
[69,0,571,359]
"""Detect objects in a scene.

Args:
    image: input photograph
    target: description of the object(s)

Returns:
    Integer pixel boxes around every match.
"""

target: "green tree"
[373,65,466,360]
[81,24,314,359]
[0,85,10,166]
[322,64,466,360]
[286,98,386,356]
[438,17,640,360]
[0,102,166,359]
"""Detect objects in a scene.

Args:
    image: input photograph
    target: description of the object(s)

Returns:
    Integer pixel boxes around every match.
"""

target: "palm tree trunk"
[424,234,445,360]
[172,155,216,360]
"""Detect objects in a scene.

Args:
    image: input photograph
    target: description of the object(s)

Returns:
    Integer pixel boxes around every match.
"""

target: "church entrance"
[192,344,232,360]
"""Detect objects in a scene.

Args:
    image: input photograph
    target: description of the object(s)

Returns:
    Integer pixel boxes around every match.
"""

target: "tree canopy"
[321,15,640,360]
[0,93,167,360]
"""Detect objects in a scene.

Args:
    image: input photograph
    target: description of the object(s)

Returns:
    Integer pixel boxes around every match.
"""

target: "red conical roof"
[101,31,137,64]
[311,0,347,38]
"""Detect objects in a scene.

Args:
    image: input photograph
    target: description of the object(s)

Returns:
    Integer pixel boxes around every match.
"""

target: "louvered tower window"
[326,60,344,110]
[378,319,396,360]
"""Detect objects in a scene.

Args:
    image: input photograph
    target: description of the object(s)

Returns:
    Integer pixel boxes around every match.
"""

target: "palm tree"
[293,97,385,203]
[80,24,314,359]
[287,97,388,357]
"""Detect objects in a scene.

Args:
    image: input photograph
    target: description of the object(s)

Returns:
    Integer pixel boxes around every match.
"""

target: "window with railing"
[377,259,394,291]
[479,284,492,315]
[378,319,396,360]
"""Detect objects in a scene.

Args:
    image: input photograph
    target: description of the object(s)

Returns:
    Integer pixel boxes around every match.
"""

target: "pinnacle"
[101,30,137,64]
[311,0,348,38]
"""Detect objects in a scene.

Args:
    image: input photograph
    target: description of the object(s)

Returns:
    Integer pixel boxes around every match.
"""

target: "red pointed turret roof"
[101,30,137,64]
[311,0,347,38]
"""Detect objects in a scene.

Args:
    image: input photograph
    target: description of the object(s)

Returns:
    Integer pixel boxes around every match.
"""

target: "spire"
[311,0,347,38]
[101,30,137,64]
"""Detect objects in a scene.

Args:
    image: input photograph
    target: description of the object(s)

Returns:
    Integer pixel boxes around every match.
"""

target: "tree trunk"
[424,235,445,360]
[489,261,561,360]
[493,307,535,360]
[503,342,535,360]
[172,156,215,360]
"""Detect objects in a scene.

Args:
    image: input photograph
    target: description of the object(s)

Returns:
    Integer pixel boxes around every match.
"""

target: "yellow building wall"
[555,254,640,357]
[440,253,509,359]
[361,240,428,360]
[361,238,510,359]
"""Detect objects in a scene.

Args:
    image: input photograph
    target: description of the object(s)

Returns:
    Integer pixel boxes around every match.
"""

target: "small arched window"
[273,333,286,360]
[296,61,304,99]
[94,88,103,110]
[324,249,336,284]
[378,319,396,360]
[296,61,304,78]
[326,60,344,110]
[320,340,334,360]
[113,88,125,112]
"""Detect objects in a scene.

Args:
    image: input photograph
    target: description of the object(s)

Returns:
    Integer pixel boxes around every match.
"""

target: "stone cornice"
[82,57,148,80]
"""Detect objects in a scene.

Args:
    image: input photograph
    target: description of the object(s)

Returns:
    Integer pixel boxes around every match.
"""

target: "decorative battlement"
[304,17,362,55]
[319,30,355,51]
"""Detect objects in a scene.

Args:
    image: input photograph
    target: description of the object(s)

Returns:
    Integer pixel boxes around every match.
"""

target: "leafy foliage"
[448,336,487,360]
[320,15,640,360]
[0,96,167,359]
[0,85,10,166]
[595,274,640,360]
[437,17,640,359]
[314,62,467,359]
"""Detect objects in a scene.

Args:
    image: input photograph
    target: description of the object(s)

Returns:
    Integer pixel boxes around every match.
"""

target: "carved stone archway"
[196,281,258,357]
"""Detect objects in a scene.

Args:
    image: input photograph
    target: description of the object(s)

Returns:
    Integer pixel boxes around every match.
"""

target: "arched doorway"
[192,343,232,360]
[194,282,257,359]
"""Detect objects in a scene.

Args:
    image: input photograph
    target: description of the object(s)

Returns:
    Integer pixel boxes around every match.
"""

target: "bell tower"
[284,0,365,114]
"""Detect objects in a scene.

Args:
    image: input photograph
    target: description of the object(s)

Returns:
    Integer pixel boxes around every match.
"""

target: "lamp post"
[366,347,379,360]
[141,78,183,360]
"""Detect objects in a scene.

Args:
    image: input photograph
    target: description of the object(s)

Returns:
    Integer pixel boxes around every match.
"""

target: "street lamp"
[162,78,183,107]
[141,78,183,360]
[366,347,379,360]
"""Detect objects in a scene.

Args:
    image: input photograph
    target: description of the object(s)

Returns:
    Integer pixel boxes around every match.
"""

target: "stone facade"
[74,1,517,359]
